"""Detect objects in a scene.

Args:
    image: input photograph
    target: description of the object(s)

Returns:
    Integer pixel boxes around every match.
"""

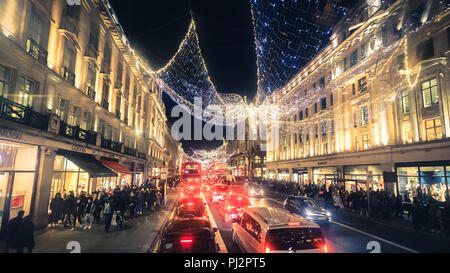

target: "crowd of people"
[257,178,450,236]
[3,178,180,253]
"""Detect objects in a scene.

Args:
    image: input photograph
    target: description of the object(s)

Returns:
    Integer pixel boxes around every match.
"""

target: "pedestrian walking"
[49,193,63,227]
[83,197,94,229]
[63,192,77,230]
[3,210,24,253]
[103,197,113,232]
[14,215,35,253]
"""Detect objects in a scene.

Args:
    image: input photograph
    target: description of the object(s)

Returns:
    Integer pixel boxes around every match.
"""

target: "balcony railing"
[124,146,137,157]
[26,38,48,66]
[61,66,75,86]
[86,86,96,100]
[101,100,109,110]
[0,96,48,130]
[101,137,122,153]
[59,122,96,145]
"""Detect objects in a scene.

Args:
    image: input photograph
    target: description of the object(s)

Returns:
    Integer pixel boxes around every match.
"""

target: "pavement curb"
[146,193,179,253]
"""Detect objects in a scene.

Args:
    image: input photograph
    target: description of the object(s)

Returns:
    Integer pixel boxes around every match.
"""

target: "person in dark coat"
[63,192,77,229]
[3,210,24,253]
[49,193,64,227]
[128,192,137,219]
[14,215,35,253]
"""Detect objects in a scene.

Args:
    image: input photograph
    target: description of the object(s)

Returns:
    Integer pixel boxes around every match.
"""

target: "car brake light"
[180,238,193,245]
[323,244,328,253]
[214,192,217,195]
[187,203,194,206]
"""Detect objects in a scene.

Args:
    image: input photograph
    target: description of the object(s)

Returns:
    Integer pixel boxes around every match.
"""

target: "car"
[219,194,251,222]
[176,197,207,218]
[283,196,331,225]
[244,183,264,197]
[180,183,201,198]
[232,206,327,253]
[211,184,229,203]
[158,218,219,253]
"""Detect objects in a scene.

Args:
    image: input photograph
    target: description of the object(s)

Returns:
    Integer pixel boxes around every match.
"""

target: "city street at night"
[1,0,450,265]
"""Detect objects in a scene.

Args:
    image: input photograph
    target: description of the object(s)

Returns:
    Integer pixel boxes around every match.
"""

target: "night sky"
[108,0,357,153]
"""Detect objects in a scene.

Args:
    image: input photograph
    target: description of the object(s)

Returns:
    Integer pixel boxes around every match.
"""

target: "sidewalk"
[264,188,450,243]
[1,189,178,253]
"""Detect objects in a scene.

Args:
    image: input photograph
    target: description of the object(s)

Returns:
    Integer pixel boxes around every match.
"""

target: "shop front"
[100,159,133,189]
[0,139,39,234]
[292,168,308,184]
[254,167,262,177]
[50,150,117,197]
[268,170,276,179]
[278,169,290,181]
[135,163,145,186]
[397,162,450,204]
[313,167,338,188]
[343,165,384,193]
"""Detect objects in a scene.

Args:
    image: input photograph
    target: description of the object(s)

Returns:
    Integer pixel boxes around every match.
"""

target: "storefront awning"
[57,150,118,178]
[100,160,133,175]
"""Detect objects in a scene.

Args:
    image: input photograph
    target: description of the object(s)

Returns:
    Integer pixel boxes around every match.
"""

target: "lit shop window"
[425,118,442,141]
[0,64,11,98]
[421,78,438,108]
[17,77,38,107]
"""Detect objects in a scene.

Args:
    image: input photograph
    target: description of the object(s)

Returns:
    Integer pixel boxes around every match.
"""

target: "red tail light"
[265,247,270,253]
[322,244,328,253]
[187,202,194,206]
[180,237,193,246]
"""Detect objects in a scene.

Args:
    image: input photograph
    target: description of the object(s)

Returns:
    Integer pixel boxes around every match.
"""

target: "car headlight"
[326,211,331,217]
[305,210,314,216]
[250,189,255,194]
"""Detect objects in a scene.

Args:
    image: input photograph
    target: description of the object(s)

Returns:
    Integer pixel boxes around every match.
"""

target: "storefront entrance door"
[0,172,13,236]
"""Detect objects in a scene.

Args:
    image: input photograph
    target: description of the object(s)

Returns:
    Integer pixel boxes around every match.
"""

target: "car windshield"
[292,198,317,208]
[265,228,325,251]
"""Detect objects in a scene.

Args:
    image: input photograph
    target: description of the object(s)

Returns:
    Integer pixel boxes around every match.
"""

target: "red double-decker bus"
[181,162,202,184]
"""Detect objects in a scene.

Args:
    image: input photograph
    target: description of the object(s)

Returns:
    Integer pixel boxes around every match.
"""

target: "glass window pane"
[397,167,419,176]
[422,81,429,89]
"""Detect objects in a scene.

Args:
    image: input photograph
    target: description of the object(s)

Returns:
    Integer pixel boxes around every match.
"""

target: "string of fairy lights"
[112,0,449,160]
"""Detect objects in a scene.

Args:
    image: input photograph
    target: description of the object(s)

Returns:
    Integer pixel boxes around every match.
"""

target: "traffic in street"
[153,162,450,253]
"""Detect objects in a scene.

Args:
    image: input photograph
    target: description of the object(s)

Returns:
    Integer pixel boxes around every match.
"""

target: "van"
[232,206,327,253]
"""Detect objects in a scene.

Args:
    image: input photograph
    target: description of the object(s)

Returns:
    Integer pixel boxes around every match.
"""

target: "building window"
[305,108,308,118]
[294,133,298,144]
[314,103,318,114]
[80,111,91,131]
[56,98,67,121]
[362,134,370,150]
[102,42,112,74]
[116,61,123,87]
[299,110,303,120]
[397,53,405,71]
[320,97,326,110]
[314,124,318,138]
[102,81,110,110]
[88,25,99,51]
[68,105,80,127]
[17,77,38,107]
[0,64,11,98]
[306,128,310,141]
[425,118,442,141]
[353,110,358,128]
[361,106,369,126]
[416,38,434,61]
[86,63,96,98]
[402,123,413,144]
[330,93,334,106]
[331,120,335,134]
[299,130,303,143]
[312,83,316,92]
[319,77,325,89]
[361,42,367,59]
[115,92,122,117]
[343,57,348,71]
[352,83,356,95]
[254,156,261,164]
[350,49,358,67]
[97,119,105,135]
[321,121,327,136]
[401,91,410,113]
[358,77,367,92]
[421,78,438,107]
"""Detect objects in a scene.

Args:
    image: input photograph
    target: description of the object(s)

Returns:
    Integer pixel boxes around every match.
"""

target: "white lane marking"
[330,220,419,253]
[201,193,228,253]
[264,196,419,253]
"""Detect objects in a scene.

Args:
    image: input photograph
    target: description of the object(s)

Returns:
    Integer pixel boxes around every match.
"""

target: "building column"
[32,147,56,229]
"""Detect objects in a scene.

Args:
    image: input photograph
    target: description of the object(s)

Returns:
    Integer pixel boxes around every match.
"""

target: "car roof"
[165,218,211,232]
[243,207,319,229]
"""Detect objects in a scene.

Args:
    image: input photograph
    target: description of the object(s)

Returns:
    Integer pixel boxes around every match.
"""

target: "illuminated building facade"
[265,0,450,203]
[0,0,177,231]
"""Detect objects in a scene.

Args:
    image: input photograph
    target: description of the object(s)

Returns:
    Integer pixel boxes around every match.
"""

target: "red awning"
[100,160,133,174]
